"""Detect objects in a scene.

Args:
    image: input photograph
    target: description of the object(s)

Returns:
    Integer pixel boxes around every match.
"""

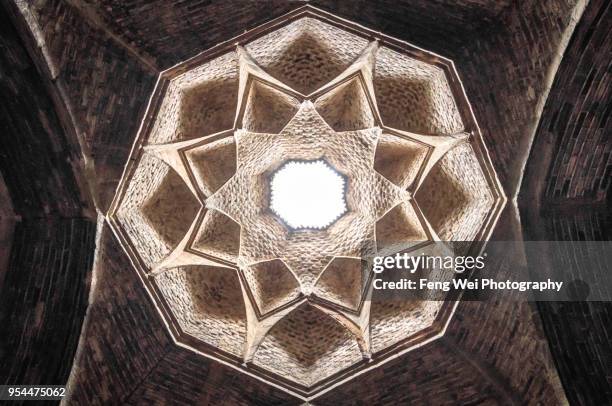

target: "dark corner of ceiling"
[518,0,611,405]
[0,2,97,391]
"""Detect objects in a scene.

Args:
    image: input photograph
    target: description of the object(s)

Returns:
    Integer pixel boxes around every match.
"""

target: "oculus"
[269,159,347,230]
[108,5,505,401]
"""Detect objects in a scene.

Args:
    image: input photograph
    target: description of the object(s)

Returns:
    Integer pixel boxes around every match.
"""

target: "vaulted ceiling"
[0,0,609,404]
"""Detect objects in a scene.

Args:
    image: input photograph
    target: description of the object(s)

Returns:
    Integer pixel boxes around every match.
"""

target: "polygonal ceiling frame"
[106,5,506,402]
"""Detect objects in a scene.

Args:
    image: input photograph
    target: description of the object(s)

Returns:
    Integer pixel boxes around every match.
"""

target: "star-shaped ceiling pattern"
[108,12,504,398]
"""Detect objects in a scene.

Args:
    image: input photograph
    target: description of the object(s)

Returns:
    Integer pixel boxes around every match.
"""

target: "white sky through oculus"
[270,160,347,229]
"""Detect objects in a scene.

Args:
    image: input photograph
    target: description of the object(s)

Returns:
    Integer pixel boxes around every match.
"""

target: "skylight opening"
[270,160,347,230]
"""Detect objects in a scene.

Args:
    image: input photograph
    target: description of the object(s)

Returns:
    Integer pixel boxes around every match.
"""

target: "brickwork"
[65,225,172,404]
[0,219,95,389]
[13,0,590,205]
[312,0,582,197]
[312,205,567,405]
[77,0,510,69]
[125,346,301,405]
[454,0,581,196]
[0,8,96,404]
[518,2,612,402]
[526,208,612,405]
[0,0,609,404]
[25,0,158,212]
[79,0,308,68]
[67,223,299,405]
[539,0,611,202]
[0,8,85,217]
[315,338,504,405]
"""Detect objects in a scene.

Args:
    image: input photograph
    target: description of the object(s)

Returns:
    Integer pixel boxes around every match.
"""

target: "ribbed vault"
[108,10,503,397]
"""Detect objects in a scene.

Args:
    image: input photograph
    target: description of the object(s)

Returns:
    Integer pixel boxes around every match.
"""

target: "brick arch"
[0,4,95,389]
[519,1,612,404]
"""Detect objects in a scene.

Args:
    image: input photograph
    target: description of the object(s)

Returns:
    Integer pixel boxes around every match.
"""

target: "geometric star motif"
[108,9,504,398]
[143,40,465,364]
